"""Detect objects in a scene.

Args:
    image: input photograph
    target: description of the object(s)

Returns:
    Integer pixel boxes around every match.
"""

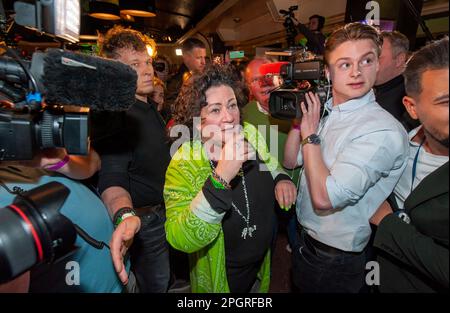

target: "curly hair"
[99,25,147,59]
[171,64,248,135]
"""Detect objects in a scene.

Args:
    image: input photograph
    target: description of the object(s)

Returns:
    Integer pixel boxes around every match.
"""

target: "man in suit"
[370,37,449,292]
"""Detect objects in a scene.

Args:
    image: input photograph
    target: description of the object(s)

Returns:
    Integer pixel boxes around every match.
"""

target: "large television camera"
[0,181,76,284]
[265,51,331,120]
[0,48,137,160]
[279,5,299,48]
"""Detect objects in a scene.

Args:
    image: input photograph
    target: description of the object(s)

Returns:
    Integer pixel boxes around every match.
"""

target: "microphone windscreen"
[42,49,137,111]
[259,62,289,76]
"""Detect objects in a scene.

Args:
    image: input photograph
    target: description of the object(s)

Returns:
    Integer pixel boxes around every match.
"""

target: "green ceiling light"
[119,0,156,17]
[89,1,121,21]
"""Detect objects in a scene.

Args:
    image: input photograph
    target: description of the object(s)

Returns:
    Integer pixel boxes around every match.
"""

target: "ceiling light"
[89,1,120,21]
[175,49,182,56]
[119,0,156,17]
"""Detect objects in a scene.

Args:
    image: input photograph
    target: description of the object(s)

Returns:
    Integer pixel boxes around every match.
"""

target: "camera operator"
[0,148,126,292]
[97,26,171,293]
[294,14,326,55]
[284,23,409,293]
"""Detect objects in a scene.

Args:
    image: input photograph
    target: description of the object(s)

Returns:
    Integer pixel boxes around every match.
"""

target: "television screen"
[14,0,80,43]
[43,0,80,42]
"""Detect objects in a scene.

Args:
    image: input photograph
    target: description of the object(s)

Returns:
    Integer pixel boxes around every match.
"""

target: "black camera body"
[0,104,89,160]
[269,57,330,120]
[0,48,137,161]
[0,51,89,160]
[279,5,299,48]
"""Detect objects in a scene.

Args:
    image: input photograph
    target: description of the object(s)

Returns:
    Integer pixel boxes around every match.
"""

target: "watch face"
[309,134,321,144]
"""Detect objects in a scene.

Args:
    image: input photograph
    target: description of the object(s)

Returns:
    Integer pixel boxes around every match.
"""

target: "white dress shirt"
[393,126,449,209]
[296,90,409,252]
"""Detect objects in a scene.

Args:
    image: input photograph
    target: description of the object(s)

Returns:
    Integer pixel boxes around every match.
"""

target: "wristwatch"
[301,134,321,146]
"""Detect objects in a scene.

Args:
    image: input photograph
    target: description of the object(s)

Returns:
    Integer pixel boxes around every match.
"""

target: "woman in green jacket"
[164,65,297,292]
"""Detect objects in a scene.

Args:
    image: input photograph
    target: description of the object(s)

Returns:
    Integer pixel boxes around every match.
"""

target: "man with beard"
[370,37,449,292]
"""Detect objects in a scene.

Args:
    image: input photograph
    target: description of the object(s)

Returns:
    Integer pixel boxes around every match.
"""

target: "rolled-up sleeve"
[326,129,408,209]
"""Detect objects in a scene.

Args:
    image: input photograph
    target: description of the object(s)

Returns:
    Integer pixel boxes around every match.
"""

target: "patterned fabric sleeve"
[164,123,289,254]
[243,122,288,181]
[164,141,224,253]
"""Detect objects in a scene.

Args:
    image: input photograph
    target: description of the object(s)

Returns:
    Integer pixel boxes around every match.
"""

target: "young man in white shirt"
[284,23,409,293]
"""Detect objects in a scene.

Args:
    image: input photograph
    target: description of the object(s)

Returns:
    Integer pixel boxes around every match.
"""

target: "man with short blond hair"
[284,22,409,293]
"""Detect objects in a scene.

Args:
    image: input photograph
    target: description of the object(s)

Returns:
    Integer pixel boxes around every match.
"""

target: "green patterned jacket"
[164,122,285,293]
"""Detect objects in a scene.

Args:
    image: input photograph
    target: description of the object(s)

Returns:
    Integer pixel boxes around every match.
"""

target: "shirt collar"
[409,125,424,146]
[325,89,377,113]
[256,101,269,115]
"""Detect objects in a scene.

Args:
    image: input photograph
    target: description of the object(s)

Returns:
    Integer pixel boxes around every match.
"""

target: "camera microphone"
[0,49,138,160]
[41,49,137,111]
[0,49,137,112]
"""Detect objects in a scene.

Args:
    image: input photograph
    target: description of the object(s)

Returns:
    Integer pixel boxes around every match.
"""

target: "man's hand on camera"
[110,216,141,285]
[300,91,321,140]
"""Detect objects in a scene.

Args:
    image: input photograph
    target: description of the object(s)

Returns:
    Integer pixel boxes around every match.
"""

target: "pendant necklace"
[209,160,256,239]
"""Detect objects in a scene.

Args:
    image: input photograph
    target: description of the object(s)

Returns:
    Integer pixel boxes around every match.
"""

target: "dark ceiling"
[1,0,224,44]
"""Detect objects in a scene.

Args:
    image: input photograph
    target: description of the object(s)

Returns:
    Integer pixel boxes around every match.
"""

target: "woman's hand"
[275,180,297,210]
[215,130,256,183]
[110,216,141,285]
[300,91,321,140]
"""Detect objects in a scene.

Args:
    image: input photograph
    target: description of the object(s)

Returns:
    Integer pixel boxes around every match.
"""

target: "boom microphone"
[41,49,137,111]
[0,49,137,111]
[0,49,138,160]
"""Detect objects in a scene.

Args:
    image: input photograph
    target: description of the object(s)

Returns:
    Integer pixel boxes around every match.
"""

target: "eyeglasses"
[249,75,277,87]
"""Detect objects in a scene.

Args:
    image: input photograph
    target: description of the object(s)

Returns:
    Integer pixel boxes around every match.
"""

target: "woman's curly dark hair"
[171,64,248,134]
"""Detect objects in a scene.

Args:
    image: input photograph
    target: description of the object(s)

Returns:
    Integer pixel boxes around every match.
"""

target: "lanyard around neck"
[411,138,426,192]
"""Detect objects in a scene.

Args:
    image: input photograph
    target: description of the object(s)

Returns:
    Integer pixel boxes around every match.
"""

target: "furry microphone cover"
[42,49,137,111]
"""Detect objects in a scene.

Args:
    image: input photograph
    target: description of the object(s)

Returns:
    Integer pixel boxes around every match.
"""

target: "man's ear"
[395,52,407,68]
[403,95,419,120]
[325,66,330,82]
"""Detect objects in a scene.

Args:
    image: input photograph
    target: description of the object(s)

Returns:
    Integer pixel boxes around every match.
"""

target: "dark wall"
[345,0,425,49]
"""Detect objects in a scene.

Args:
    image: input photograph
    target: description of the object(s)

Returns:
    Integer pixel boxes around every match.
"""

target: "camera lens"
[0,182,76,283]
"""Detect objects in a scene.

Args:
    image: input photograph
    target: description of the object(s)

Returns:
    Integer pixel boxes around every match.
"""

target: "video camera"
[0,48,137,160]
[279,5,299,48]
[0,181,76,284]
[263,51,331,120]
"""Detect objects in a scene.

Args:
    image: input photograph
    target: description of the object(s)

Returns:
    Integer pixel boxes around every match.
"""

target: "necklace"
[209,160,256,239]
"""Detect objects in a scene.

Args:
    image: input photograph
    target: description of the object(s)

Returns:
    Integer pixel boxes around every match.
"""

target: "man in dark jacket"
[97,26,171,292]
[374,31,418,131]
[165,38,206,107]
[370,37,449,293]
[296,14,326,55]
